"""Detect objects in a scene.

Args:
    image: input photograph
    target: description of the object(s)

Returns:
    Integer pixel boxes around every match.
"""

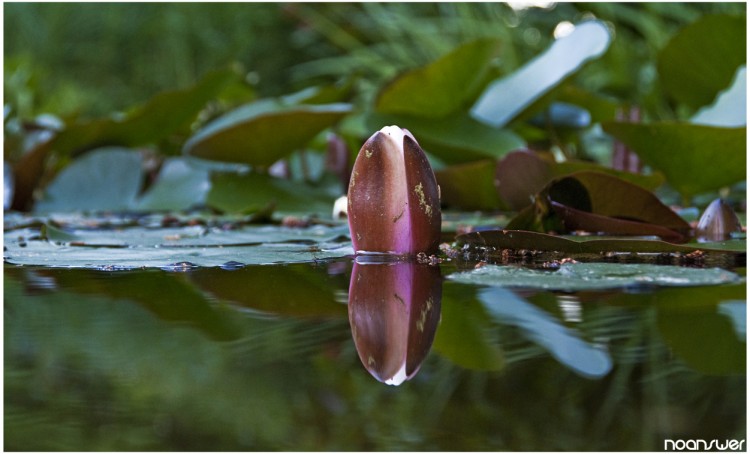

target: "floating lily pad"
[35,147,144,213]
[448,263,740,292]
[4,220,353,269]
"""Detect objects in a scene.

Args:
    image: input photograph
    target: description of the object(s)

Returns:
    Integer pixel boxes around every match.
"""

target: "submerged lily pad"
[448,263,740,292]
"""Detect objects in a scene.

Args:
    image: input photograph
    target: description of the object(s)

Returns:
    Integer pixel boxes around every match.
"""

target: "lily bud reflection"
[696,198,743,242]
[347,126,441,255]
[348,260,442,385]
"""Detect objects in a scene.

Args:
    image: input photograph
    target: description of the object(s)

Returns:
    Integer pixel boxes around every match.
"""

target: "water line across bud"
[347,126,441,255]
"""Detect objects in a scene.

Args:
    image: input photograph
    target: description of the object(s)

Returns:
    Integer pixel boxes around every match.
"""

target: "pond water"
[5,257,746,450]
[4,213,747,450]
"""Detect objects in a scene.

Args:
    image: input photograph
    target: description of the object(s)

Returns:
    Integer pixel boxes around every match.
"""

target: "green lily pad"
[602,122,746,198]
[4,220,353,269]
[449,263,740,292]
[375,38,502,118]
[471,20,611,127]
[657,14,746,110]
[51,66,240,156]
[134,158,211,211]
[183,98,351,166]
[35,147,144,213]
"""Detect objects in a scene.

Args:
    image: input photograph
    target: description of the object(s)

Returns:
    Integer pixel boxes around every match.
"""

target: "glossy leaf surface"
[376,39,501,118]
[602,122,746,198]
[184,99,351,166]
[657,14,746,109]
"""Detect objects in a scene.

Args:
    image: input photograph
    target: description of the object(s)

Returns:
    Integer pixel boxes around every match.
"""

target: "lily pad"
[449,263,740,292]
[35,147,144,213]
[657,14,746,110]
[134,158,212,211]
[471,20,611,128]
[183,98,351,166]
[602,122,746,198]
[375,38,502,118]
[4,220,353,269]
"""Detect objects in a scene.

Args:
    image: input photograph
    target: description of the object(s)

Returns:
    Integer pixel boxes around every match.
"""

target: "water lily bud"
[348,259,442,385]
[347,126,441,255]
[696,198,743,241]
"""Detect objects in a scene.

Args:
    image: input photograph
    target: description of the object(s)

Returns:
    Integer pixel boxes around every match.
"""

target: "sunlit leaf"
[51,66,240,155]
[376,39,502,118]
[366,111,525,165]
[207,172,336,215]
[183,99,351,166]
[471,20,611,127]
[35,147,144,213]
[602,122,746,198]
[691,66,746,128]
[450,263,740,291]
[657,14,746,110]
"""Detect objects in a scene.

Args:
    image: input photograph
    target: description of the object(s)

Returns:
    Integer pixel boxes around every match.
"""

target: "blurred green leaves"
[657,14,746,110]
[183,99,351,166]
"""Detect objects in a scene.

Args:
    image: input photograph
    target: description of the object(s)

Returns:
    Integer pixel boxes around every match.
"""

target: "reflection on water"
[348,259,441,385]
[4,263,746,451]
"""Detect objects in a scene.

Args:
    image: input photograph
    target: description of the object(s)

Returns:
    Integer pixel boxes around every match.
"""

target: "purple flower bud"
[347,126,441,255]
[696,198,743,241]
[348,259,442,385]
